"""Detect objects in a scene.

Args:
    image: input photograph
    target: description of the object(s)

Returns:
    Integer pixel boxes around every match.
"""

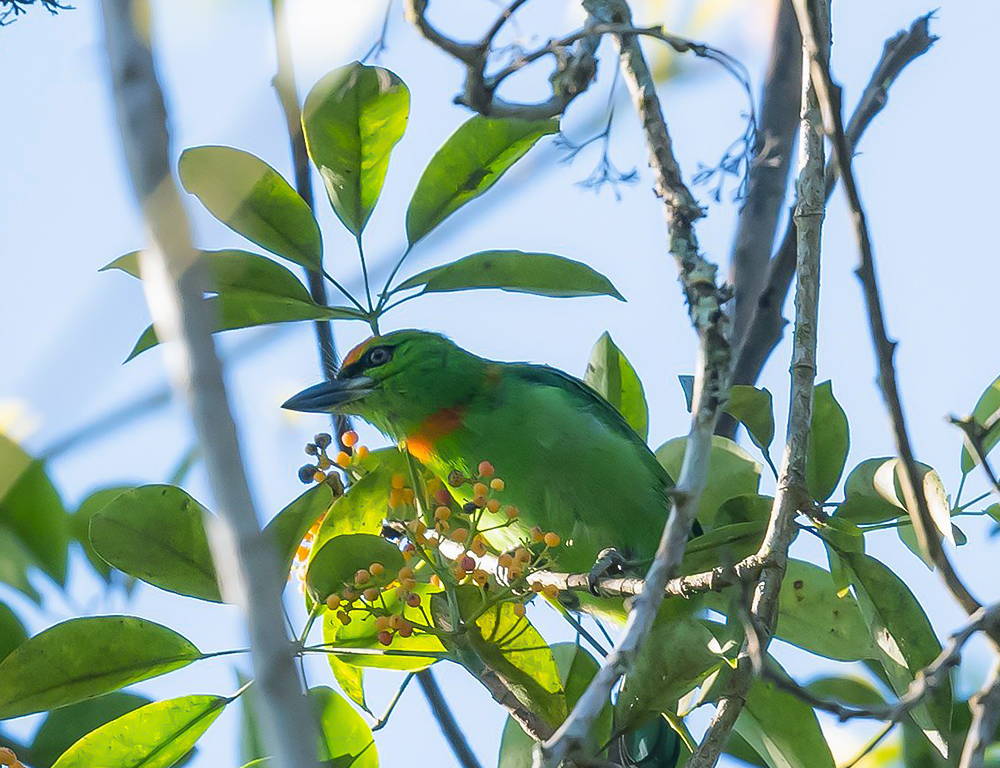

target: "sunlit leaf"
[656,435,762,528]
[396,250,623,301]
[0,602,27,662]
[0,616,201,718]
[960,373,1000,473]
[842,552,953,755]
[584,332,648,439]
[263,483,335,581]
[179,146,321,269]
[126,292,364,360]
[0,435,69,585]
[30,692,151,768]
[103,249,312,303]
[51,694,227,768]
[310,686,378,768]
[406,116,558,244]
[89,485,222,602]
[328,655,369,714]
[724,385,775,449]
[806,381,850,502]
[303,62,409,237]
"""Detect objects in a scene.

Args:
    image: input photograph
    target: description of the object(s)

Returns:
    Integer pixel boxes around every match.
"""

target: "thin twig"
[415,668,486,768]
[534,1,732,765]
[950,415,1000,504]
[99,3,319,768]
[731,12,938,396]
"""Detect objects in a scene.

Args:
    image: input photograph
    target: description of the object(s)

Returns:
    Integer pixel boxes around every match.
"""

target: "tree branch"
[415,668,486,768]
[99,3,319,768]
[959,657,1000,768]
[730,13,938,395]
[533,2,732,765]
[950,415,1000,504]
[688,5,828,761]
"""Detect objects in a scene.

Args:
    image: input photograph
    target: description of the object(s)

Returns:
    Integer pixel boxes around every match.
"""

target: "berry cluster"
[298,431,369,486]
[324,562,424,646]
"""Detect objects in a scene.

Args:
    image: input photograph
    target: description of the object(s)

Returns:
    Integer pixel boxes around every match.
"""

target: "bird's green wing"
[508,364,673,489]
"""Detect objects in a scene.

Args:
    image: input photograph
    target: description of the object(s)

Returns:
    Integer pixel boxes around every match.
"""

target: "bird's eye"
[366,346,392,367]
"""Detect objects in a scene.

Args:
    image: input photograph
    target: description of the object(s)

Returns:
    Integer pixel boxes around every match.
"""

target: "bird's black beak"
[281,376,375,413]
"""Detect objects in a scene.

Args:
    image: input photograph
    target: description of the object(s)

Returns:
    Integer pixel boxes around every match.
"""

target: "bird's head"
[281,329,484,438]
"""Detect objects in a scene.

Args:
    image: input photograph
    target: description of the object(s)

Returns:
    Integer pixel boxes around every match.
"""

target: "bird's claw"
[588,548,627,596]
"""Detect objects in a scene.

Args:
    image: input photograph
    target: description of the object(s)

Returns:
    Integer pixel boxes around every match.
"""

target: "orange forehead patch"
[342,336,379,368]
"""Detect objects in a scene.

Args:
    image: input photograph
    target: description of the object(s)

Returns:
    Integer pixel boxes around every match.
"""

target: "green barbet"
[283,330,681,588]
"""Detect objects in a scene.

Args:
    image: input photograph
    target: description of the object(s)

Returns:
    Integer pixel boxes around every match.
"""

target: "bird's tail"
[610,716,681,768]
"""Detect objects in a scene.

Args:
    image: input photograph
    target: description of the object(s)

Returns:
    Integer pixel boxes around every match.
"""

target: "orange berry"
[342,430,359,447]
[472,569,488,586]
[435,520,450,534]
[425,537,439,550]
[337,611,351,625]
[453,565,467,581]
[450,527,469,543]
[531,526,544,542]
[486,498,501,513]
[355,445,369,460]
[370,562,385,577]
[473,482,489,497]
[402,548,414,561]
[398,620,414,638]
[391,473,406,490]
[398,567,414,581]
[325,594,341,610]
[342,587,359,601]
[513,603,526,618]
[355,569,370,585]
[406,592,421,607]
[478,461,495,478]
[335,451,351,468]
[497,553,513,569]
[363,587,380,602]
[377,630,393,646]
[471,537,488,557]
[313,470,327,483]
[388,488,404,508]
[400,577,417,591]
[490,478,505,491]
[473,495,487,508]
[543,584,559,599]
[515,548,531,564]
[375,615,390,631]
[389,613,404,630]
[508,565,523,579]
[395,586,409,599]
[430,574,443,588]
[435,487,452,505]
[505,505,519,519]
[530,581,543,593]
[544,532,561,548]
[296,544,310,561]
[435,506,451,521]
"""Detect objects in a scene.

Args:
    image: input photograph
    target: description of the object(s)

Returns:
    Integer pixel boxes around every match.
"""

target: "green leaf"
[724,385,775,449]
[584,332,648,440]
[0,436,70,584]
[126,292,364,360]
[306,533,404,604]
[89,485,222,603]
[961,373,1000,473]
[396,250,623,301]
[237,671,264,767]
[103,249,312,303]
[0,602,27,662]
[50,694,227,768]
[773,559,873,661]
[72,487,131,583]
[327,655,369,714]
[656,435,762,528]
[842,552,953,755]
[179,146,322,269]
[30,692,151,768]
[714,494,773,527]
[0,524,42,603]
[804,676,887,709]
[679,520,768,574]
[302,62,410,237]
[806,381,850,502]
[499,643,611,768]
[434,586,566,727]
[323,583,446,671]
[309,686,378,768]
[734,660,836,768]
[405,116,558,244]
[0,616,202,718]
[262,484,335,582]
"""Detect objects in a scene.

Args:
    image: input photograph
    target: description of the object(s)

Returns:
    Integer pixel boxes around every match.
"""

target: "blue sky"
[2,1,999,766]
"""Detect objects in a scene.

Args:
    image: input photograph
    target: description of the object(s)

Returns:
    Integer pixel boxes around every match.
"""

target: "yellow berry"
[342,587,359,601]
[450,527,469,543]
[370,562,385,577]
[472,569,488,586]
[313,470,327,484]
[403,488,415,504]
[425,537,440,550]
[389,614,404,630]
[478,461,495,478]
[325,594,341,610]
[435,506,451,521]
[363,587,380,602]
[375,615,390,631]
[355,569,370,585]
[513,603,526,618]
[355,445,369,460]
[388,488,404,508]
[508,565,523,580]
[430,574,443,588]
[486,498,501,513]
[342,430,359,447]
[471,537,488,557]
[335,451,351,468]
[473,482,489,497]
[435,520,450,534]
[400,577,417,591]
[531,581,543,593]
[473,494,487,508]
[544,532,561,548]
[391,473,406,490]
[453,565,467,581]
[296,544,310,561]
[397,567,414,581]
[531,526,544,542]
[515,548,531,563]
[505,505,519,519]
[402,548,415,561]
[543,584,559,599]
[490,478,505,491]
[497,553,513,569]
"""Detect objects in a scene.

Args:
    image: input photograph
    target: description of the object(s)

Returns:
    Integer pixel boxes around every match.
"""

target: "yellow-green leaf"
[584,332,648,440]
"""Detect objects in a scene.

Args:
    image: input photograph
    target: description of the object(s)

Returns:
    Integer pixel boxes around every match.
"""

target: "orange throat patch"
[406,406,465,462]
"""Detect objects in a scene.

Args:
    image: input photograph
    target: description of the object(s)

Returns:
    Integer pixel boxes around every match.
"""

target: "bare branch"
[731,13,938,395]
[99,2,318,768]
[960,657,1000,768]
[950,415,1000,504]
[415,669,486,768]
